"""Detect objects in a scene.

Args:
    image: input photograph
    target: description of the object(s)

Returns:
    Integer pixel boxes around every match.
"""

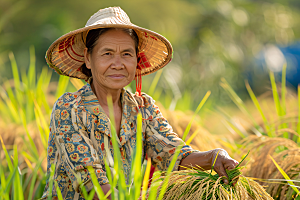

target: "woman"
[41,7,238,200]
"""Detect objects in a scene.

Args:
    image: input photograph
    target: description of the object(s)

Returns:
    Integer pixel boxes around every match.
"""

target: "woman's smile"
[107,74,126,79]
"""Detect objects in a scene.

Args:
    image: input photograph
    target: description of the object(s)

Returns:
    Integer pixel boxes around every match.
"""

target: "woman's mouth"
[108,74,126,79]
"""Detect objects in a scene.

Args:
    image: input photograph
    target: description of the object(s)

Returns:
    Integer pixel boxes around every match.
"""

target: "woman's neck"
[90,80,122,108]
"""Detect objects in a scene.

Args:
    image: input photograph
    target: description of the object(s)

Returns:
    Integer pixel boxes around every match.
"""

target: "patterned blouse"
[41,84,198,200]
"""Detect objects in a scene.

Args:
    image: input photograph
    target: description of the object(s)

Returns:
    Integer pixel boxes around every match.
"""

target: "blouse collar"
[78,84,141,146]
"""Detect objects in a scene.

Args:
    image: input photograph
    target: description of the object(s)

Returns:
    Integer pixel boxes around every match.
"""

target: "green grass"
[1,50,299,199]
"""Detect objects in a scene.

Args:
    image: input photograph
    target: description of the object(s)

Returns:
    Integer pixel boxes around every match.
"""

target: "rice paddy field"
[1,50,300,200]
[2,0,300,199]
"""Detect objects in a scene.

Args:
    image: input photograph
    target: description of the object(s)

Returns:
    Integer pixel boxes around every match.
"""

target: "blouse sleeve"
[47,94,109,196]
[143,94,199,171]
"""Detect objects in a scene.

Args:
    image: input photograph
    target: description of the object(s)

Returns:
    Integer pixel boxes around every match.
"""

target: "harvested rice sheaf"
[150,154,273,200]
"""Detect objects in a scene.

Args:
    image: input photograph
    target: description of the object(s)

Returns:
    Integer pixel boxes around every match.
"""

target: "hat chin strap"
[135,67,142,96]
[135,52,151,96]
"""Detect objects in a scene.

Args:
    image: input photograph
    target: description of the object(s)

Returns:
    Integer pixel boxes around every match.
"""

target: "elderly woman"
[41,7,238,200]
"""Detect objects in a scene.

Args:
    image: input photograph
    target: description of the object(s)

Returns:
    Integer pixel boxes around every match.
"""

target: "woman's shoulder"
[123,89,157,110]
[53,84,88,111]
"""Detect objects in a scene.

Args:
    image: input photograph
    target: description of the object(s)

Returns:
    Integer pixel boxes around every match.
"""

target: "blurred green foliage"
[1,0,300,110]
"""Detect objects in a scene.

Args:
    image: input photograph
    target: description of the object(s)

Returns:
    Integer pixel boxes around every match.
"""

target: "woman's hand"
[211,148,239,184]
[179,148,239,184]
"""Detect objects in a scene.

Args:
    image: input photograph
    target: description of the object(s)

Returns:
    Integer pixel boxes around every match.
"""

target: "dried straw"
[150,152,272,200]
[151,168,273,200]
[242,136,300,199]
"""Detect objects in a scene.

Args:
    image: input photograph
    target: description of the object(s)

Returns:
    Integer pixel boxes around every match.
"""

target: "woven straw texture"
[46,7,173,80]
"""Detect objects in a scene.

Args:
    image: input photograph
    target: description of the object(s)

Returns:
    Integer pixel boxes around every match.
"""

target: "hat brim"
[46,23,173,80]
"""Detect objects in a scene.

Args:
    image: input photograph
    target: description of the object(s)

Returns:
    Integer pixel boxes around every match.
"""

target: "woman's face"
[84,29,137,91]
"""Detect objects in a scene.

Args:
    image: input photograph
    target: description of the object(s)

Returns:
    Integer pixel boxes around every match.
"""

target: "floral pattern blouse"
[41,84,198,200]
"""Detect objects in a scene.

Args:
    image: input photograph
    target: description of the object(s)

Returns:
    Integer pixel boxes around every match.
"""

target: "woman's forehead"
[96,29,136,51]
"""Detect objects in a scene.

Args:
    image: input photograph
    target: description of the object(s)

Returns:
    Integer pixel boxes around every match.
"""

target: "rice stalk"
[151,153,273,200]
[242,136,300,199]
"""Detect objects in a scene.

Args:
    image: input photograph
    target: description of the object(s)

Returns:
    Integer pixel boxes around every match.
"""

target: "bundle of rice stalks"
[151,153,273,200]
[242,136,300,199]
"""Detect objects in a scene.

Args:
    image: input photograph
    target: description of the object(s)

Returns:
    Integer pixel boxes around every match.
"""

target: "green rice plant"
[220,78,260,130]
[0,48,71,125]
[220,65,300,143]
[148,69,163,97]
[245,80,272,136]
[0,136,24,200]
[270,71,288,138]
[182,91,211,141]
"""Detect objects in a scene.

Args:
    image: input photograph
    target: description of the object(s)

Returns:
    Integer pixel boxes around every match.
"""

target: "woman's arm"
[179,148,238,184]
[142,94,238,183]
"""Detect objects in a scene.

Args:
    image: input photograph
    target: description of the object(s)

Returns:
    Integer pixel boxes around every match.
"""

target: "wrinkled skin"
[179,148,239,185]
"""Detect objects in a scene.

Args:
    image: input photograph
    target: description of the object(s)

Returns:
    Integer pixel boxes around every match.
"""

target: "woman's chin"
[105,82,130,90]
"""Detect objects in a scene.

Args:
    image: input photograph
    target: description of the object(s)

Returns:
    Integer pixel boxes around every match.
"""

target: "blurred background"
[1,0,300,110]
[2,1,300,199]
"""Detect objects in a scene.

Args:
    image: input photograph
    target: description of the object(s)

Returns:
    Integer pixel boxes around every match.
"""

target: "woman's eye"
[123,53,132,56]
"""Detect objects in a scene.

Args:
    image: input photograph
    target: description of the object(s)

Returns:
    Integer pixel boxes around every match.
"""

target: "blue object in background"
[279,42,300,88]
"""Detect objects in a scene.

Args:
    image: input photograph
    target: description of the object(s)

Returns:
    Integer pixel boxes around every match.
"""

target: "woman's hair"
[81,28,139,78]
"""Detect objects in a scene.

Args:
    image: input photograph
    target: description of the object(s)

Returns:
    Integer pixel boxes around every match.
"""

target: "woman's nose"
[111,55,124,70]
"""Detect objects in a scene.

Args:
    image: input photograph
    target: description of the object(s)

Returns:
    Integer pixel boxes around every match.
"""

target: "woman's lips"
[107,74,126,79]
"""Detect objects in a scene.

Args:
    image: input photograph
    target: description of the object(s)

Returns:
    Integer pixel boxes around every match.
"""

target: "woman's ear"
[84,48,91,69]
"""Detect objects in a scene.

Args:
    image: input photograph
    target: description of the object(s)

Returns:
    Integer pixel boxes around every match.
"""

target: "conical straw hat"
[46,6,173,80]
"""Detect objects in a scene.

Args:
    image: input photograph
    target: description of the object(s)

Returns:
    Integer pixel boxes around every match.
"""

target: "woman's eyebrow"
[101,48,115,52]
[122,48,135,54]
[100,48,135,54]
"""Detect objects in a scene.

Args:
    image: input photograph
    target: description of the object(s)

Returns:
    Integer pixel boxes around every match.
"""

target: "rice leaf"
[104,159,117,198]
[9,52,23,106]
[281,63,287,115]
[185,128,200,145]
[47,164,55,200]
[142,158,152,200]
[217,107,247,138]
[148,69,163,96]
[27,158,43,200]
[269,155,300,196]
[245,80,271,136]
[37,67,52,114]
[87,166,107,199]
[211,149,220,172]
[13,145,24,200]
[182,91,211,141]
[270,71,288,138]
[269,72,282,116]
[28,46,36,89]
[133,112,143,199]
[1,81,20,123]
[147,171,161,200]
[34,108,47,149]
[0,135,13,172]
[20,109,39,160]
[54,181,64,200]
[55,75,69,99]
[220,78,259,128]
[2,80,18,115]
